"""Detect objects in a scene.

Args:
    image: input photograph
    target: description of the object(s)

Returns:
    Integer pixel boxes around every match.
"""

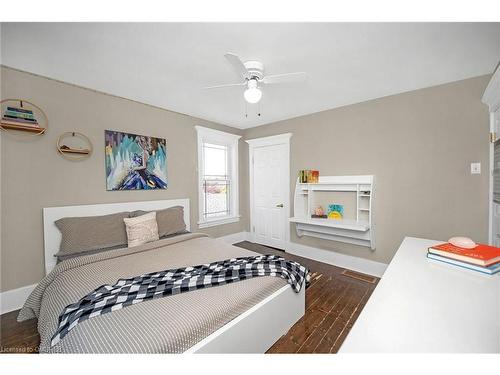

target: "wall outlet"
[471,162,481,174]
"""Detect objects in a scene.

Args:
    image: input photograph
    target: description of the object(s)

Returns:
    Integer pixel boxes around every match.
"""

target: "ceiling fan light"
[244,87,262,104]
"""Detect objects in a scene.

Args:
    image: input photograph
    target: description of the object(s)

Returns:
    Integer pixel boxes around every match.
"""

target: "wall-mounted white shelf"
[290,217,370,231]
[290,175,375,249]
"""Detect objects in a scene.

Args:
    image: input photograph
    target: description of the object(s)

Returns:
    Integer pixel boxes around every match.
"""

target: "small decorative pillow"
[123,212,159,247]
[129,206,186,237]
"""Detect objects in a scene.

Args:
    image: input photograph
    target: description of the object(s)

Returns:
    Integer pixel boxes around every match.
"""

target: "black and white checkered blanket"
[50,254,308,347]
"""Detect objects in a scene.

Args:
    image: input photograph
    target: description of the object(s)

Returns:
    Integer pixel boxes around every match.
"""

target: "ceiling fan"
[204,53,307,104]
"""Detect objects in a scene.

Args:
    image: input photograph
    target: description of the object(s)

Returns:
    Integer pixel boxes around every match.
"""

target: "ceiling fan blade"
[203,82,246,90]
[262,72,307,84]
[224,53,251,80]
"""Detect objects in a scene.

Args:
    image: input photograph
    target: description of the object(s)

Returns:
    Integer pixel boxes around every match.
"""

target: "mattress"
[18,233,287,353]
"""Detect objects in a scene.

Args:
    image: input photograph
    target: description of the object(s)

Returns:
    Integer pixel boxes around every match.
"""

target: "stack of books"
[299,170,319,183]
[2,106,40,128]
[427,242,500,275]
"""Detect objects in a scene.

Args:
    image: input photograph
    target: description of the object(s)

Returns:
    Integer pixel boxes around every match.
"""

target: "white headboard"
[43,199,190,274]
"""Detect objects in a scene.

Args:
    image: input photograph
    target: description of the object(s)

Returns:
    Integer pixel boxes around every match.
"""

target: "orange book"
[428,243,500,267]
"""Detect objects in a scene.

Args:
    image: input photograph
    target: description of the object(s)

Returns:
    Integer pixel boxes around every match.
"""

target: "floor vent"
[341,269,377,284]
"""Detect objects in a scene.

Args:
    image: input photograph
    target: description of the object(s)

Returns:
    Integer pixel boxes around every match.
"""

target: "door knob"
[276,203,284,208]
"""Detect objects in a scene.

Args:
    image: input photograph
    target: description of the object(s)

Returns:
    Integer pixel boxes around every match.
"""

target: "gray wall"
[244,75,491,264]
[0,66,248,292]
[0,67,491,292]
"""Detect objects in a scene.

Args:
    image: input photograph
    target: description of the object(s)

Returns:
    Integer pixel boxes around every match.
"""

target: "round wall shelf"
[57,132,93,161]
[0,99,48,136]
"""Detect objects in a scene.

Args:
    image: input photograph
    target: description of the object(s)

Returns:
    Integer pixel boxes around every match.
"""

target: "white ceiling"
[2,23,500,129]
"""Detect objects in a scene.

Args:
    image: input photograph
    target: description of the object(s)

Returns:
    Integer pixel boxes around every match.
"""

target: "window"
[196,126,240,228]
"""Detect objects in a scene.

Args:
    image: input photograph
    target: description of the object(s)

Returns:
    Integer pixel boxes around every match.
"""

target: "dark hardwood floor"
[233,241,378,353]
[0,309,39,353]
[0,241,378,354]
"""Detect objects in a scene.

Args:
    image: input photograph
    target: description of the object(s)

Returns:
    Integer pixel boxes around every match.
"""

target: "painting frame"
[105,129,168,191]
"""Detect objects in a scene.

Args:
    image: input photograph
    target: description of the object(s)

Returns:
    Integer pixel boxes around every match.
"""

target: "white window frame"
[195,126,241,228]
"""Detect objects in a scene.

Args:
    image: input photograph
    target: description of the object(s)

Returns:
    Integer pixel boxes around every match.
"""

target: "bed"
[18,199,305,353]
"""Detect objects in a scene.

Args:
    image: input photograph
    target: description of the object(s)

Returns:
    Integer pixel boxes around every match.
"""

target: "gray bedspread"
[18,233,287,353]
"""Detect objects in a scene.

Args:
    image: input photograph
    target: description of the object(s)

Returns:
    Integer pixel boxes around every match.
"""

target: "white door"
[248,135,291,250]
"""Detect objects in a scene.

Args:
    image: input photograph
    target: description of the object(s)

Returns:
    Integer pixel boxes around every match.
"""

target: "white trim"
[217,231,250,244]
[245,132,293,146]
[43,199,190,275]
[194,125,242,142]
[286,241,387,278]
[198,215,240,228]
[186,284,305,353]
[0,284,36,314]
[291,175,376,250]
[216,231,386,277]
[246,133,292,250]
[489,111,495,245]
[483,66,500,245]
[482,63,500,112]
[195,126,241,229]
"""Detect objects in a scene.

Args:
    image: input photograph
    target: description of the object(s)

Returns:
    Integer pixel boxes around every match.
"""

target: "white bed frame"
[43,199,191,274]
[42,198,305,353]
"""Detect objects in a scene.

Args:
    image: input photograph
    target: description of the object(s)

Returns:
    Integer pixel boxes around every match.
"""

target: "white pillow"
[123,212,159,247]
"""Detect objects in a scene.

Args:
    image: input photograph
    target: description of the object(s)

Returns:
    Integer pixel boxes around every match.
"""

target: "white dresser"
[340,237,500,353]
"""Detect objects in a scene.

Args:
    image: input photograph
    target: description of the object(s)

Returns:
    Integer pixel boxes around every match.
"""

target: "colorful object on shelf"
[311,206,327,219]
[0,99,48,136]
[59,144,90,154]
[327,204,344,220]
[105,130,167,190]
[299,169,320,183]
[57,132,93,160]
[314,206,325,216]
[2,106,40,128]
[311,170,319,183]
[299,170,308,183]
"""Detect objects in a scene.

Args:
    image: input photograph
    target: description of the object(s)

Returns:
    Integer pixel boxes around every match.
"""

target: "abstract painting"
[105,130,167,190]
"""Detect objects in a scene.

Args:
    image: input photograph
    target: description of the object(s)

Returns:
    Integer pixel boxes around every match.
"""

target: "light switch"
[471,162,481,174]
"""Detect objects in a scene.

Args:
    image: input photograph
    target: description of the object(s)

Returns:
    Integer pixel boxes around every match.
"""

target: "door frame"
[246,133,292,248]
[482,63,500,245]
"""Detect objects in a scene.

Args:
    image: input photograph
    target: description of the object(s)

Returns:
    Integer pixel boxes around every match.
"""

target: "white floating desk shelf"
[291,175,375,249]
[290,217,370,231]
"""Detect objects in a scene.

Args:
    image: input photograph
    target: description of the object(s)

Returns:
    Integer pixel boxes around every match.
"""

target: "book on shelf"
[59,148,90,154]
[311,214,327,219]
[1,118,40,128]
[6,106,34,115]
[3,115,38,123]
[428,243,500,267]
[4,110,36,120]
[298,169,319,183]
[427,253,500,275]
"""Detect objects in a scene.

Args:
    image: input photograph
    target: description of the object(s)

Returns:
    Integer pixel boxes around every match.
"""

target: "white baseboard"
[285,241,387,278]
[0,283,36,315]
[219,231,387,278]
[217,231,250,244]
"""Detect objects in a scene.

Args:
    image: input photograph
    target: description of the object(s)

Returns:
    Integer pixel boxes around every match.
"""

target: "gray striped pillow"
[55,211,129,258]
